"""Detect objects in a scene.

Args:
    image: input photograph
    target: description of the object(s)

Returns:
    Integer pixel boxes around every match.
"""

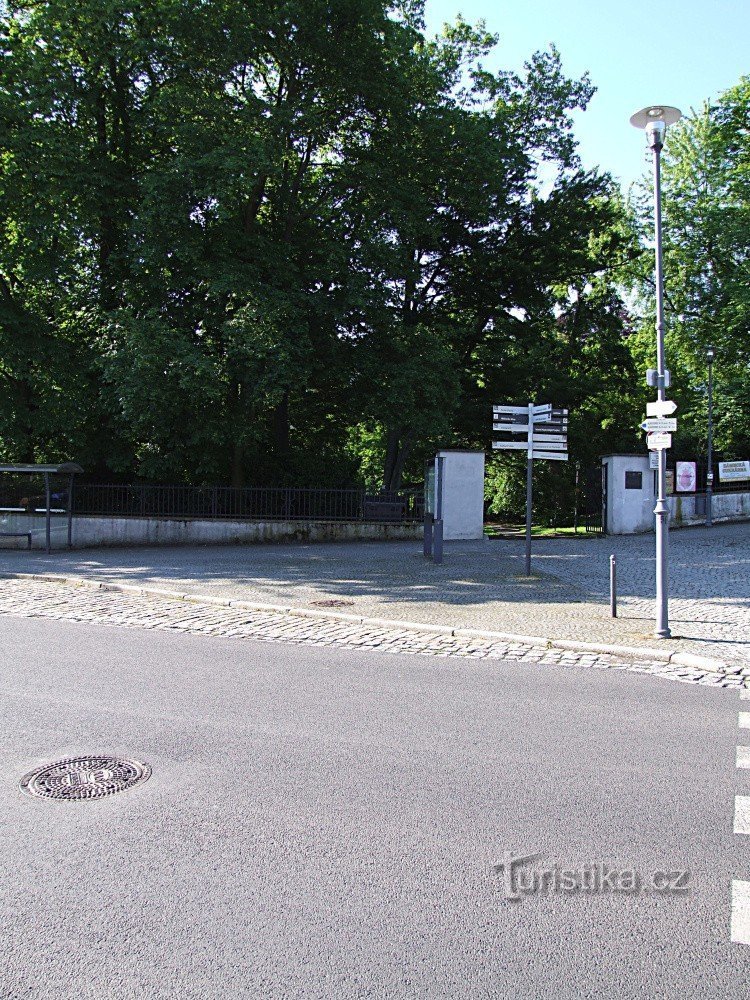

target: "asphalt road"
[0,617,747,999]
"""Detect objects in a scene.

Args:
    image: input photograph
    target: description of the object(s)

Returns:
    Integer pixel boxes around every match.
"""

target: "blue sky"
[424,0,750,189]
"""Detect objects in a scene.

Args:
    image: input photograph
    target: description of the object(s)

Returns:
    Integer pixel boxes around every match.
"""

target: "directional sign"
[646,399,677,417]
[527,439,567,451]
[533,403,553,418]
[533,421,568,434]
[493,422,530,433]
[493,405,528,415]
[647,432,672,451]
[492,440,531,451]
[533,451,568,461]
[532,433,568,445]
[640,417,677,433]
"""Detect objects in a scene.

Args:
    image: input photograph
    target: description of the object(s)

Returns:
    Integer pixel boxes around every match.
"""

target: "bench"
[0,531,32,549]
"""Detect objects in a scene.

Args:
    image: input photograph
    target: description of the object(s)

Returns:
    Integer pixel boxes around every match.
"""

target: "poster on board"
[676,461,697,492]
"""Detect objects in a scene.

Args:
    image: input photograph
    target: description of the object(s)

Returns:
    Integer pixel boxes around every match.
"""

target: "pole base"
[654,628,672,639]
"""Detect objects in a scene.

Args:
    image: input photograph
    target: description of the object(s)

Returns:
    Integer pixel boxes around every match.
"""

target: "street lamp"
[631,104,682,639]
[706,346,715,527]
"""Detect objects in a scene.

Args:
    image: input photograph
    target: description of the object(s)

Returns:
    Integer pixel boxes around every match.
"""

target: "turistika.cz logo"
[492,852,690,902]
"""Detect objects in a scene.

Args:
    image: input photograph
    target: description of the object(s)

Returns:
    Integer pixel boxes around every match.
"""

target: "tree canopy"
[627,79,750,467]
[1,0,642,507]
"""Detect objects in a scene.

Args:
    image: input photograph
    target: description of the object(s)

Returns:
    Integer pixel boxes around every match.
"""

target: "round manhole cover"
[20,756,151,802]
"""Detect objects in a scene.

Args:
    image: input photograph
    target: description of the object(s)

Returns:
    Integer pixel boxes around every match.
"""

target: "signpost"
[640,417,677,433]
[640,398,677,637]
[492,401,569,574]
[646,399,677,417]
[646,432,672,451]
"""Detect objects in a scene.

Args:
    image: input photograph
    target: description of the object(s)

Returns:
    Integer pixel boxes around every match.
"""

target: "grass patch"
[484,524,599,539]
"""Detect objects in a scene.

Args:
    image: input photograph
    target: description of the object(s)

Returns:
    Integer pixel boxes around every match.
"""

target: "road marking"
[731,881,750,944]
[740,712,750,728]
[734,796,750,835]
[737,747,750,770]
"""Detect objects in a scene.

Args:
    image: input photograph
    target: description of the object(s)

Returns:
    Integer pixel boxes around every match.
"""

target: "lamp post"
[630,104,682,639]
[706,346,715,526]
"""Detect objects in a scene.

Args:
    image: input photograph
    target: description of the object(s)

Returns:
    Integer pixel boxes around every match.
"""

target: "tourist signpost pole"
[492,402,568,576]
[525,402,534,575]
[706,346,715,527]
[631,104,682,639]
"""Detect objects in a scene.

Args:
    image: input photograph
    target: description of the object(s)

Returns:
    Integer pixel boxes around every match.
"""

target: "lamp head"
[630,106,682,150]
[706,346,715,363]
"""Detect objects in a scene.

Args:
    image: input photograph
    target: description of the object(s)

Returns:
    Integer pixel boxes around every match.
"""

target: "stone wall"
[669,491,750,528]
[0,513,422,549]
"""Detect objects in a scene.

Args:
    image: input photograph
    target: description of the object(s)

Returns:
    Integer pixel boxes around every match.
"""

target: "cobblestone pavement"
[0,577,746,689]
[0,521,747,665]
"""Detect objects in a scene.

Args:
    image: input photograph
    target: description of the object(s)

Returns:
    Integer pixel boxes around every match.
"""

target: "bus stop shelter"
[0,463,84,553]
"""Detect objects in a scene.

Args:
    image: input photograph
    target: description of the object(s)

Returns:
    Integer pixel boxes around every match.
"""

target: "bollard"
[609,553,617,618]
[433,519,444,565]
[423,512,434,559]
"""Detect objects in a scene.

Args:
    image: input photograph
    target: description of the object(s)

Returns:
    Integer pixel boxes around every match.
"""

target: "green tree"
[1,0,637,501]
[629,80,750,465]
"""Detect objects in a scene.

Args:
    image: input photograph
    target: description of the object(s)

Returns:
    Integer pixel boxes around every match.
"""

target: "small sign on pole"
[647,432,672,451]
[640,417,677,433]
[646,399,677,417]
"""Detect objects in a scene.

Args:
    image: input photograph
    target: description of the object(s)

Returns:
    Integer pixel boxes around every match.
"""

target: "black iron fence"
[72,484,424,524]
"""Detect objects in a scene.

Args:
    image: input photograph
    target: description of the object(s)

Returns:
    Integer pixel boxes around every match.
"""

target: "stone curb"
[0,570,733,674]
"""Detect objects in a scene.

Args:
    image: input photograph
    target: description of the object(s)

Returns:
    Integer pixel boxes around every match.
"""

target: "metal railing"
[72,484,424,524]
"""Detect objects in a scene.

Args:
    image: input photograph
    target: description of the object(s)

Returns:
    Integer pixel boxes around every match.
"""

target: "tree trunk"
[272,388,290,456]
[382,427,400,491]
[18,378,36,464]
[231,439,244,490]
[382,426,414,492]
[229,378,244,489]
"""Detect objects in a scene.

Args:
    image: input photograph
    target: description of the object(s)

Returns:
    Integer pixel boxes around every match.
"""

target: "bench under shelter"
[0,463,84,554]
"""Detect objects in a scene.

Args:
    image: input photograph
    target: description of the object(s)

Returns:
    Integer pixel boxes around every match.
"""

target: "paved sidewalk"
[0,521,748,666]
[0,577,744,688]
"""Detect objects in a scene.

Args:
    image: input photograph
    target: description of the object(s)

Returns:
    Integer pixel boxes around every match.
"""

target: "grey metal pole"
[651,133,671,639]
[610,554,617,617]
[67,473,75,549]
[433,456,444,565]
[44,472,51,555]
[706,354,714,527]
[525,402,533,576]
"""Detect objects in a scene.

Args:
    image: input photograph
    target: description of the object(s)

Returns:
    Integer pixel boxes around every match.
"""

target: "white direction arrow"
[533,432,568,444]
[647,432,672,451]
[493,422,530,433]
[493,405,528,415]
[493,442,569,459]
[646,399,677,417]
[528,439,568,451]
[492,440,530,451]
[640,417,677,433]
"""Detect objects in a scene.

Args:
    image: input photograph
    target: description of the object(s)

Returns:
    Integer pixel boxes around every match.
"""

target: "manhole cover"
[311,599,355,608]
[20,756,151,802]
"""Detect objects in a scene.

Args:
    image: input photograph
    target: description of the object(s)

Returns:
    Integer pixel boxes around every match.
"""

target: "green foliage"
[1,0,637,500]
[628,80,750,463]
